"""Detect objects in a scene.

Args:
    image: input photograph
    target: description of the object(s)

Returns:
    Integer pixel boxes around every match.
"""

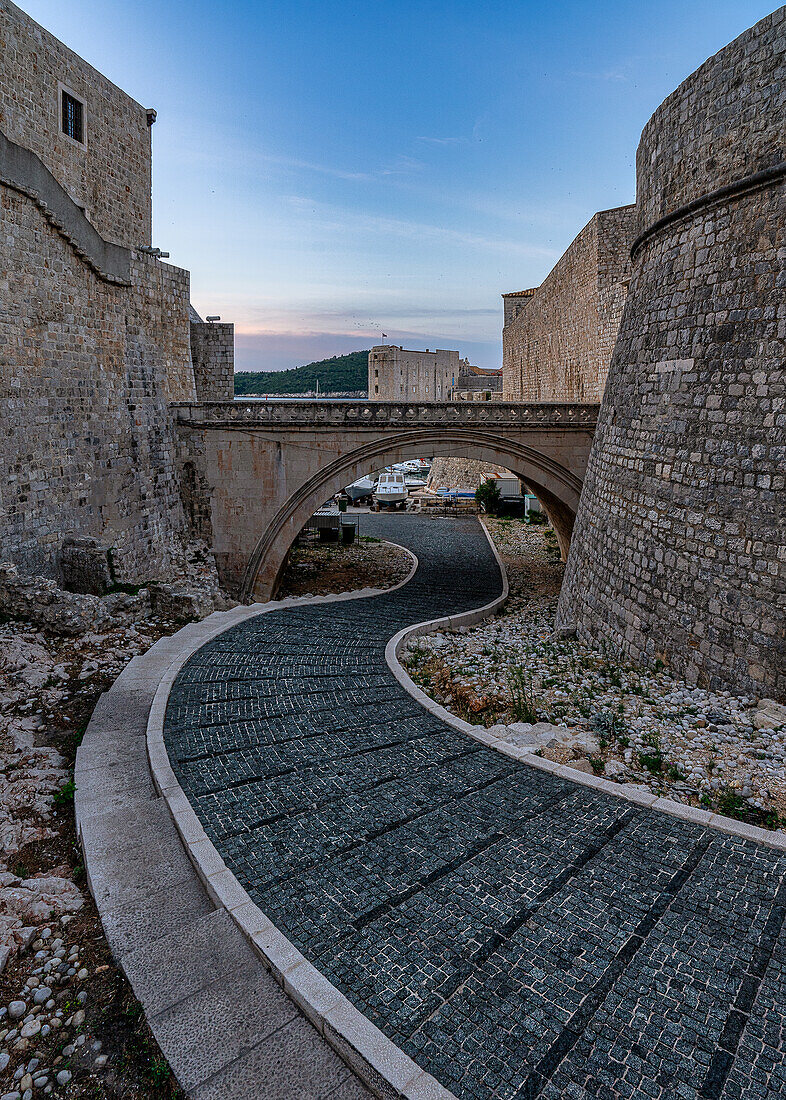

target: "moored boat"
[373,470,408,507]
[345,475,375,503]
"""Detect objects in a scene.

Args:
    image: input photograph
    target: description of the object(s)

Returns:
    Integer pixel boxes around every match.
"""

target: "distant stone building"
[368,346,456,400]
[368,345,499,401]
[502,205,635,401]
[0,0,232,581]
[455,363,502,395]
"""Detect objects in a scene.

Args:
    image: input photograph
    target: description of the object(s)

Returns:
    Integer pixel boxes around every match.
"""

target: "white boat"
[395,459,431,474]
[345,475,375,503]
[404,475,427,490]
[373,470,408,507]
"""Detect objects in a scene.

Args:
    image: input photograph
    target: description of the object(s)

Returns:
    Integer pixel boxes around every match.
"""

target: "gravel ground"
[403,517,786,830]
[276,535,412,598]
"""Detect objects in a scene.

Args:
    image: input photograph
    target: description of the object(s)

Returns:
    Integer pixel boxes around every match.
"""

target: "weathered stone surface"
[56,538,113,596]
[147,583,218,624]
[559,8,785,698]
[0,562,149,634]
[502,205,636,402]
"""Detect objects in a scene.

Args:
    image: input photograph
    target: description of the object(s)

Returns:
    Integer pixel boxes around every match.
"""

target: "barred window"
[61,90,84,144]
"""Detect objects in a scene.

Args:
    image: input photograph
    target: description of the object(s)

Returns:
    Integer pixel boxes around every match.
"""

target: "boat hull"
[373,491,408,506]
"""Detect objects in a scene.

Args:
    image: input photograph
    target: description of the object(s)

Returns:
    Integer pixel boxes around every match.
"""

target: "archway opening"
[242,431,583,601]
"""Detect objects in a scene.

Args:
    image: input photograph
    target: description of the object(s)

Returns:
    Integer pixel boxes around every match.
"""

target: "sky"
[21,0,777,372]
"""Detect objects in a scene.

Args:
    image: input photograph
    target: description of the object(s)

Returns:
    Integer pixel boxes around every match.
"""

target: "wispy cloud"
[233,304,500,334]
[569,67,630,82]
[257,151,423,183]
[283,195,559,260]
[415,135,470,146]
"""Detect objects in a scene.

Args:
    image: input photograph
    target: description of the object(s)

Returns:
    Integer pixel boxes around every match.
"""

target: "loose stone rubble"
[0,541,230,1097]
[403,518,786,829]
[0,530,420,1097]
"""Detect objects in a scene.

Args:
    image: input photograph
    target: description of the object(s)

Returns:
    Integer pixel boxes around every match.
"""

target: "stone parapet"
[172,400,600,430]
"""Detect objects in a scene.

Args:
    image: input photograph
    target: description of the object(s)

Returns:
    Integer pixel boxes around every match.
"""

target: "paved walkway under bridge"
[164,516,786,1100]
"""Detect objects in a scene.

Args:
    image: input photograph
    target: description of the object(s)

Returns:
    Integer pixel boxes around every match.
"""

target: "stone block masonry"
[0,181,195,580]
[190,319,235,402]
[0,1,218,584]
[559,6,786,698]
[502,204,635,402]
[0,0,152,249]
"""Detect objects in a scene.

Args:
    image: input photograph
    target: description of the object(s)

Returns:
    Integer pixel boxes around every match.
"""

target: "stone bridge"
[173,399,599,600]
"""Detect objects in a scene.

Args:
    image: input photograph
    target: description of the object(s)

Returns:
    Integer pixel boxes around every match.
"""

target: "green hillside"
[234,350,370,395]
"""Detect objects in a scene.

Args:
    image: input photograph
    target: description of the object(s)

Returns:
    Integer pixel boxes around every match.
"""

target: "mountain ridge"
[234,350,369,395]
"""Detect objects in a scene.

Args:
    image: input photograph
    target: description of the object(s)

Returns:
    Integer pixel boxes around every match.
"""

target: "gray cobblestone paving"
[163,516,786,1099]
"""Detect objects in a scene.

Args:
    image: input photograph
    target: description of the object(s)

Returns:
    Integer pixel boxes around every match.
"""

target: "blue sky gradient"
[21,0,777,370]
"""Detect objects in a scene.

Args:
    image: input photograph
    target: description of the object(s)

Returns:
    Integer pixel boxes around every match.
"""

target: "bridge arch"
[242,428,583,601]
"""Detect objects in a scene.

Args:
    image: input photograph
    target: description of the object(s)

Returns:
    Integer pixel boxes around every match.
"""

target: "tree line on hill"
[234,350,370,395]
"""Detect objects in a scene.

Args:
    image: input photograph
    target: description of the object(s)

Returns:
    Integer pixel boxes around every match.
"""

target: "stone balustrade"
[172,400,600,429]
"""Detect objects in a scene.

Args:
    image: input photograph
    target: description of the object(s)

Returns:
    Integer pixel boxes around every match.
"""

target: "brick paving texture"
[164,516,786,1099]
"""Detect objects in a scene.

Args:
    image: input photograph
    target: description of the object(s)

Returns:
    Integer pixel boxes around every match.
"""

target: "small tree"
[475,478,501,515]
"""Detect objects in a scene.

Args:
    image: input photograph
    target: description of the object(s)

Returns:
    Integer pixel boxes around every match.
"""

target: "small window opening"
[61,91,84,144]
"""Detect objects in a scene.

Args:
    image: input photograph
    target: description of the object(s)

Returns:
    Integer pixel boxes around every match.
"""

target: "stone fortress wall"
[369,345,457,401]
[559,6,786,697]
[502,204,636,402]
[426,458,513,492]
[0,0,217,582]
[0,0,152,248]
[189,309,235,402]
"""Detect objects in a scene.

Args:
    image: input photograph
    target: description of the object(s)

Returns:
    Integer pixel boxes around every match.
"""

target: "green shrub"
[475,479,502,515]
[54,778,75,806]
[507,666,539,723]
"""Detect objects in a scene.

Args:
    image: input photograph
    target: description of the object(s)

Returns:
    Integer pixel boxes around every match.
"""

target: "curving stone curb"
[386,520,786,852]
[77,524,786,1099]
[77,544,456,1100]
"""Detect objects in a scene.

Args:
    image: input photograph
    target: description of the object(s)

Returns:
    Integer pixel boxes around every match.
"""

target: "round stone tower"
[558,8,785,697]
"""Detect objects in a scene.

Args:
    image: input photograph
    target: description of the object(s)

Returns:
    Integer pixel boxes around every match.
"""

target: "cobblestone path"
[164,516,786,1100]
